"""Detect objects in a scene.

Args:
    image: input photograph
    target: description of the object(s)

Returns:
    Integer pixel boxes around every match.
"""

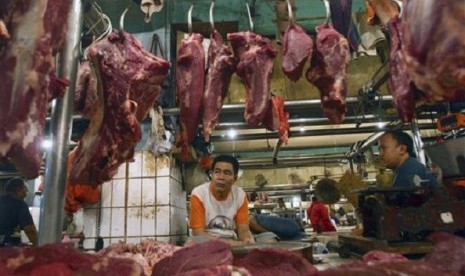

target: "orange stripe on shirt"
[189,195,206,229]
[235,198,249,225]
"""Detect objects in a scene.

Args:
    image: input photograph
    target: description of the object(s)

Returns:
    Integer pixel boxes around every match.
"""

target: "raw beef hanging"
[175,33,206,160]
[329,0,360,52]
[401,0,465,103]
[228,31,278,127]
[202,30,236,142]
[0,0,71,179]
[306,24,350,124]
[387,17,416,123]
[74,60,99,118]
[263,94,290,144]
[69,31,170,186]
[281,24,313,82]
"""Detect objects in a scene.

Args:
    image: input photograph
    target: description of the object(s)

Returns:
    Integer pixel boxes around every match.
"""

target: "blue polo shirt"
[0,195,34,245]
[393,157,440,188]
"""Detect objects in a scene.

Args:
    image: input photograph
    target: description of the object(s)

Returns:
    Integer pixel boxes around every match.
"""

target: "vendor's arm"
[23,224,38,246]
[235,199,254,244]
[19,203,38,246]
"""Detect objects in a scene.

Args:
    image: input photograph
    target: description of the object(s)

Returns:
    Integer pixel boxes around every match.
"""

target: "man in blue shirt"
[378,130,439,189]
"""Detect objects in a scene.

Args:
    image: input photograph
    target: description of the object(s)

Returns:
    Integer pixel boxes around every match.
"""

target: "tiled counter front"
[81,152,187,249]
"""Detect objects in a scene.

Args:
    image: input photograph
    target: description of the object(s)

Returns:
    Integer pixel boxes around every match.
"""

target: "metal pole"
[39,0,83,245]
[411,121,426,165]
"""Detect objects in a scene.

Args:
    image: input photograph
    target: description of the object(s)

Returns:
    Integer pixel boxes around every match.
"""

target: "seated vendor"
[189,155,254,245]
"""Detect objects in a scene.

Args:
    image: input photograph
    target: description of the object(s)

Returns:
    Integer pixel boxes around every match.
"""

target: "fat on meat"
[227,31,277,127]
[69,31,170,186]
[305,24,350,124]
[401,0,465,103]
[74,60,99,118]
[387,17,416,123]
[202,30,236,142]
[176,33,205,160]
[0,0,71,179]
[281,24,313,82]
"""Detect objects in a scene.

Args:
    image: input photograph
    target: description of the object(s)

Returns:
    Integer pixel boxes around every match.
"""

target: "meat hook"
[245,0,254,31]
[120,3,131,31]
[285,0,295,25]
[323,0,331,24]
[209,0,215,30]
[392,0,403,18]
[188,3,194,34]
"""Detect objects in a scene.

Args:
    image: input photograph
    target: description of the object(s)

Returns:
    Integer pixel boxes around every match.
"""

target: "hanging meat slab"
[306,24,350,124]
[387,17,416,123]
[0,0,71,178]
[175,33,206,160]
[228,31,277,126]
[263,94,290,144]
[281,24,313,82]
[74,60,99,118]
[69,31,170,186]
[402,0,465,103]
[202,30,236,142]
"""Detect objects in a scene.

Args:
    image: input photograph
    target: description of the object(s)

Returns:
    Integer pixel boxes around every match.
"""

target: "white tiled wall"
[81,152,187,249]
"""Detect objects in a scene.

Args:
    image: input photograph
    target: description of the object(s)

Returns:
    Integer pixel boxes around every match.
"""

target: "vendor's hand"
[241,237,255,244]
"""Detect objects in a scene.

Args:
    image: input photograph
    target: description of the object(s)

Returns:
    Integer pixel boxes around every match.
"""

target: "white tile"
[111,208,125,236]
[156,206,170,236]
[170,162,181,182]
[142,151,157,177]
[114,162,127,179]
[101,181,112,208]
[110,238,123,245]
[128,178,142,206]
[100,208,112,237]
[170,207,179,235]
[142,178,156,206]
[83,208,97,238]
[156,176,170,205]
[127,207,141,236]
[128,152,143,178]
[141,206,156,236]
[156,155,171,176]
[112,179,125,207]
[156,236,170,243]
[83,238,95,250]
[126,237,141,244]
[103,238,111,248]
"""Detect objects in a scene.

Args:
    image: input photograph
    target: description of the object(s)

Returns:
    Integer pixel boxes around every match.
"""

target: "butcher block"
[231,241,313,263]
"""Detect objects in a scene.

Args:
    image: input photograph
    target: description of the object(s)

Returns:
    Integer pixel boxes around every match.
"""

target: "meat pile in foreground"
[1,232,465,275]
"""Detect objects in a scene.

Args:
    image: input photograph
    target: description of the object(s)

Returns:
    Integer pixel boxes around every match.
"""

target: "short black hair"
[212,155,240,175]
[5,177,26,194]
[383,130,416,157]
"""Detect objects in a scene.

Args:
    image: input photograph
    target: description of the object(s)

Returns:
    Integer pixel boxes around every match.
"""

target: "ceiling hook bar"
[209,0,215,30]
[245,0,254,31]
[188,3,194,34]
[392,0,403,18]
[323,0,331,24]
[286,0,294,24]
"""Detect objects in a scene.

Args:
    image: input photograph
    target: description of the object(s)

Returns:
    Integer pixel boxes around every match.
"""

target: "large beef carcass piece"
[0,0,71,178]
[227,31,278,127]
[0,243,144,275]
[424,232,465,274]
[401,0,465,103]
[176,33,206,160]
[152,240,233,276]
[306,24,350,124]
[202,30,236,142]
[233,248,317,276]
[281,24,313,82]
[69,31,170,186]
[387,17,417,123]
[74,60,99,118]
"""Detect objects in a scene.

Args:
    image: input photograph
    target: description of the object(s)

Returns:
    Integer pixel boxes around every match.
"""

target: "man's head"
[378,130,415,170]
[210,155,240,196]
[5,177,29,199]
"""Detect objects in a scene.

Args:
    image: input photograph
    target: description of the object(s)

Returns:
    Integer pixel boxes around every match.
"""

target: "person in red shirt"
[306,196,336,233]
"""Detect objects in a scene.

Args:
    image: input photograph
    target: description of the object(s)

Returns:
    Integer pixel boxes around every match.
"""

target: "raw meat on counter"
[176,33,206,160]
[306,24,350,124]
[202,30,237,142]
[69,31,170,186]
[228,31,278,127]
[0,243,144,275]
[401,0,465,103]
[0,0,71,179]
[281,24,313,82]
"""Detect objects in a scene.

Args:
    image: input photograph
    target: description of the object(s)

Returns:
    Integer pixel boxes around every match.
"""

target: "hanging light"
[42,139,53,149]
[227,129,237,139]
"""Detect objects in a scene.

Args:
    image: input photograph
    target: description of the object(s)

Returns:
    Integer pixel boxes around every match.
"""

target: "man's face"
[378,133,405,170]
[16,184,29,200]
[211,162,237,195]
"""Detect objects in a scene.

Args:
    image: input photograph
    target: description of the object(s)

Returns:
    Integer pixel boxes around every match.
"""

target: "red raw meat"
[281,24,313,82]
[176,33,206,160]
[263,95,290,144]
[0,0,71,178]
[202,30,236,142]
[227,31,277,127]
[69,31,170,186]
[74,60,99,118]
[306,24,350,124]
[424,232,465,274]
